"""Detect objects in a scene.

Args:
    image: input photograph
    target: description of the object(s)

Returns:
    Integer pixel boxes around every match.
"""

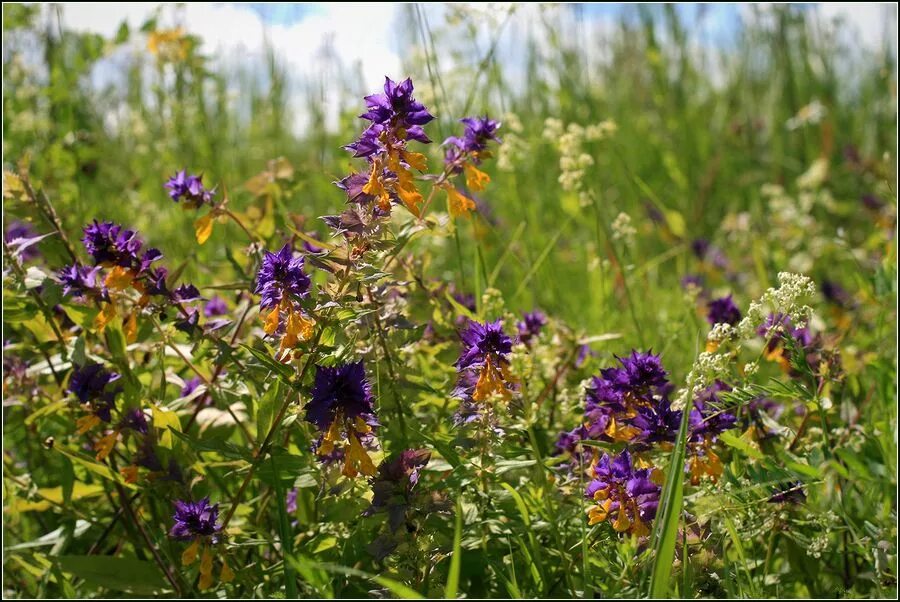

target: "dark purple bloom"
[689,381,737,439]
[768,481,806,504]
[165,170,214,206]
[691,238,711,259]
[173,284,202,303]
[57,264,101,297]
[306,361,376,432]
[5,220,42,261]
[821,280,854,309]
[364,449,431,531]
[643,201,665,224]
[444,116,501,164]
[67,363,121,422]
[758,313,813,348]
[118,408,149,434]
[691,238,729,269]
[516,310,547,346]
[681,274,704,291]
[81,221,143,267]
[585,450,660,536]
[360,77,434,129]
[617,350,668,392]
[575,343,596,368]
[204,295,228,317]
[631,397,683,447]
[169,497,221,541]
[861,193,884,211]
[455,320,513,371]
[255,244,311,310]
[706,294,741,326]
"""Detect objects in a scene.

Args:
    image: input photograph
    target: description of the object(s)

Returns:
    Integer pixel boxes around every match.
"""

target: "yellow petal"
[181,539,201,566]
[93,303,117,332]
[403,151,428,171]
[75,415,101,435]
[612,505,631,532]
[94,432,118,461]
[464,164,491,192]
[317,419,341,457]
[263,307,280,335]
[120,465,139,484]
[343,431,376,478]
[220,560,234,583]
[194,213,214,245]
[124,312,138,343]
[472,356,511,402]
[199,546,214,589]
[446,186,476,219]
[105,266,134,291]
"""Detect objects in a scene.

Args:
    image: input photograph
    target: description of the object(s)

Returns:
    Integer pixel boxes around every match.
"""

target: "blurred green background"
[3,2,897,358]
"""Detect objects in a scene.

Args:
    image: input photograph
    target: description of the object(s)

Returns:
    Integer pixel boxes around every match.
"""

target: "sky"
[52,3,897,133]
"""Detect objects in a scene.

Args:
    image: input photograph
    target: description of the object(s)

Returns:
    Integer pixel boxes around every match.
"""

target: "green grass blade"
[444,496,463,599]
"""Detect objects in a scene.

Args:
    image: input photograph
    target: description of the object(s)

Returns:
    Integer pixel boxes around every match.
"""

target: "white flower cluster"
[737,272,817,338]
[496,112,527,172]
[544,118,616,197]
[672,350,732,411]
[611,211,636,244]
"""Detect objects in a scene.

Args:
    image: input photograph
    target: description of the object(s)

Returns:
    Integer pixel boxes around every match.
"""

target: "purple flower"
[165,170,214,206]
[585,450,660,537]
[5,220,41,261]
[286,488,298,514]
[821,280,854,309]
[516,310,547,346]
[758,313,813,348]
[689,381,737,439]
[706,294,741,326]
[306,361,376,433]
[169,497,221,541]
[444,116,501,164]
[631,397,683,447]
[204,295,228,317]
[118,408,149,434]
[173,284,202,303]
[81,221,143,267]
[681,274,704,291]
[861,193,884,211]
[57,264,101,297]
[180,376,204,398]
[67,363,121,422]
[364,449,431,531]
[345,77,434,158]
[255,244,311,310]
[455,320,513,371]
[768,481,806,504]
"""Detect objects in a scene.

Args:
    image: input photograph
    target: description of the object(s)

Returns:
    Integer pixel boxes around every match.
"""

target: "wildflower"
[516,310,547,346]
[81,221,143,267]
[57,264,101,298]
[165,170,214,208]
[364,449,431,530]
[5,220,41,261]
[611,212,636,243]
[204,295,228,317]
[344,77,434,216]
[768,481,806,504]
[68,363,121,424]
[170,497,221,541]
[453,320,515,404]
[583,350,671,443]
[170,496,231,588]
[553,426,593,475]
[180,376,204,398]
[686,381,736,484]
[706,295,741,326]
[440,116,501,217]
[255,244,314,357]
[585,450,660,537]
[117,408,149,434]
[306,361,379,478]
[256,244,311,310]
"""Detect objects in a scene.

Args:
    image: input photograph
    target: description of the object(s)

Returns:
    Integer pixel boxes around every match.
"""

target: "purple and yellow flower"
[170,497,232,588]
[58,264,102,298]
[686,381,736,484]
[255,244,314,358]
[440,116,502,218]
[364,449,431,530]
[165,170,215,208]
[344,76,434,217]
[583,350,670,442]
[758,313,813,372]
[68,363,121,426]
[454,320,515,404]
[306,361,379,478]
[516,310,547,346]
[706,294,741,326]
[585,450,661,537]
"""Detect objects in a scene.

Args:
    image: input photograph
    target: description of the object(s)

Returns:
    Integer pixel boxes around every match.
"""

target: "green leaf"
[151,404,181,450]
[719,431,765,460]
[55,555,169,595]
[257,380,280,443]
[240,343,295,381]
[54,448,135,489]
